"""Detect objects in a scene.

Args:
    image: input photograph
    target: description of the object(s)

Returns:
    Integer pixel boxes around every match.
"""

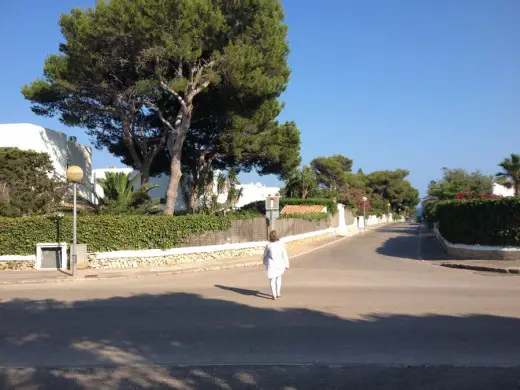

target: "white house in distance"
[0,123,94,201]
[492,182,515,197]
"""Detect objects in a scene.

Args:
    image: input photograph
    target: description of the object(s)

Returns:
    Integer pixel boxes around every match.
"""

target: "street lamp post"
[387,202,391,221]
[66,166,83,276]
[362,196,367,229]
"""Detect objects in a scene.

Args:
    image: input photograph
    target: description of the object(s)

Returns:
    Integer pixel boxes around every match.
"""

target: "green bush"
[0,214,235,255]
[436,198,520,246]
[279,212,329,221]
[241,198,337,215]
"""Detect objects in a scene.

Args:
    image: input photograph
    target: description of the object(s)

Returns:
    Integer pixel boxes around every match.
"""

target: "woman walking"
[263,230,290,300]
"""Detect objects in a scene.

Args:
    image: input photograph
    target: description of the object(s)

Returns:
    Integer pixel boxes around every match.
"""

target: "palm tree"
[496,153,520,196]
[97,172,159,214]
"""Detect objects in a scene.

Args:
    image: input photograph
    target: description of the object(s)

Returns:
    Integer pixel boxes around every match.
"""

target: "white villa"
[492,182,515,197]
[0,123,94,201]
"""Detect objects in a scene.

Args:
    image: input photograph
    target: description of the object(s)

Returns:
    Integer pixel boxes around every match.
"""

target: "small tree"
[0,148,65,217]
[496,153,520,196]
[97,172,159,214]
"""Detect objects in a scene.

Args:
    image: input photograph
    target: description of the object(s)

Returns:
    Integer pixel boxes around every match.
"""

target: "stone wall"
[0,261,35,271]
[88,231,335,270]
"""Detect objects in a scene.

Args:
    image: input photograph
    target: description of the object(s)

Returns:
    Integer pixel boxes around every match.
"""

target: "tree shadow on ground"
[376,226,451,261]
[375,225,419,236]
[0,293,519,389]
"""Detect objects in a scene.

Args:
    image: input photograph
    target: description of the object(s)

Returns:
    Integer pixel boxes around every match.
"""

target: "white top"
[263,241,290,279]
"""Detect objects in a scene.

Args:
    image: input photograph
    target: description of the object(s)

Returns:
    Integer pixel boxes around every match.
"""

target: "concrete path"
[1,223,519,389]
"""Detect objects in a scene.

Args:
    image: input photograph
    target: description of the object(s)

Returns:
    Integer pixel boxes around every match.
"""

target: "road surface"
[1,223,519,389]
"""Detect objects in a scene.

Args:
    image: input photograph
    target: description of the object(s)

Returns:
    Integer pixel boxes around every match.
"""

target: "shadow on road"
[376,224,450,261]
[215,285,272,300]
[1,293,519,389]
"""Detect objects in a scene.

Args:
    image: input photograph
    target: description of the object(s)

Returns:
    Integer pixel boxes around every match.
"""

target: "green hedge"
[436,198,520,246]
[0,214,235,255]
[279,212,329,221]
[242,198,338,215]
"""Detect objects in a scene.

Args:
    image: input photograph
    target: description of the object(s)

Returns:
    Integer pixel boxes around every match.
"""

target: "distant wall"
[344,208,355,225]
[182,217,333,247]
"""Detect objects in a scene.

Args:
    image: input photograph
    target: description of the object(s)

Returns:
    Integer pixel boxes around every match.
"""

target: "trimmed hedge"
[242,198,338,215]
[436,198,520,246]
[279,212,329,222]
[0,214,236,255]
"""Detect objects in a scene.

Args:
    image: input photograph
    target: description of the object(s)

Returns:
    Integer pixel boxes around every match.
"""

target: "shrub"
[241,198,338,215]
[0,214,235,255]
[0,148,66,217]
[279,212,329,221]
[436,198,520,246]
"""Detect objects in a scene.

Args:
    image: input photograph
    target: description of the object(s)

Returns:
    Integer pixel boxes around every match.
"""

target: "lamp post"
[362,196,367,228]
[387,202,391,221]
[66,166,83,276]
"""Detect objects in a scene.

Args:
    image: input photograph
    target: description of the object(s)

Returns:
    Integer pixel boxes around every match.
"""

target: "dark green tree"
[23,0,293,214]
[0,148,66,217]
[310,155,353,194]
[366,169,419,213]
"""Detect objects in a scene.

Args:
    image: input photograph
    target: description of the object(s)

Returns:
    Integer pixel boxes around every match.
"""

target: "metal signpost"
[265,196,280,231]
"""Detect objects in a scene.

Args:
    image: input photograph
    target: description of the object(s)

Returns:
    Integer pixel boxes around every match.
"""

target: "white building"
[93,166,279,211]
[235,182,280,208]
[0,123,94,201]
[493,182,515,197]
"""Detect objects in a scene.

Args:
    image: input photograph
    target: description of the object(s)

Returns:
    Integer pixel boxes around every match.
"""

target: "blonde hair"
[269,230,279,242]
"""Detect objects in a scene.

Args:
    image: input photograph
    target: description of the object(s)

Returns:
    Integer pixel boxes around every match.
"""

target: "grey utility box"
[36,243,67,271]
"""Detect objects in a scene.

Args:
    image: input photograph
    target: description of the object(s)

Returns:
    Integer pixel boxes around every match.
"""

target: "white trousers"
[270,276,282,297]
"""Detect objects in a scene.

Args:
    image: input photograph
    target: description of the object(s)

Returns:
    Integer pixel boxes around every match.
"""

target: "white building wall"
[235,183,280,209]
[0,123,93,200]
[493,183,515,197]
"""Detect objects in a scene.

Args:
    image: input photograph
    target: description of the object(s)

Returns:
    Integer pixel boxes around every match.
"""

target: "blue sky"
[1,0,519,197]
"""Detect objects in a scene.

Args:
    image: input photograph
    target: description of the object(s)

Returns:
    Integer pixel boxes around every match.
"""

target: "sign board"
[266,210,279,221]
[265,196,280,211]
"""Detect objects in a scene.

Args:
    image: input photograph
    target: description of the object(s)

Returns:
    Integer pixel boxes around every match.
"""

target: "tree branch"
[159,81,187,110]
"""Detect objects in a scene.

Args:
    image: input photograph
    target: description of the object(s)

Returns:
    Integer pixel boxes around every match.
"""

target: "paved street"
[1,223,519,389]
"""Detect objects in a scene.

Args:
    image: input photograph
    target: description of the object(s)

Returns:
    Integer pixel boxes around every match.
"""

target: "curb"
[440,263,520,274]
[0,235,348,286]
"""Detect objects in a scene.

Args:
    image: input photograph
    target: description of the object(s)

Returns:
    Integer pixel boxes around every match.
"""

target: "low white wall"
[92,227,335,261]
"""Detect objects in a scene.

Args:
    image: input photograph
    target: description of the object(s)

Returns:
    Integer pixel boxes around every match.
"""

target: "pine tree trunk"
[140,161,150,184]
[165,119,189,215]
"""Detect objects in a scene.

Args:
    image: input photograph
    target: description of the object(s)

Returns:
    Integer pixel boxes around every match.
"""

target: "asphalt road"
[1,223,519,389]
